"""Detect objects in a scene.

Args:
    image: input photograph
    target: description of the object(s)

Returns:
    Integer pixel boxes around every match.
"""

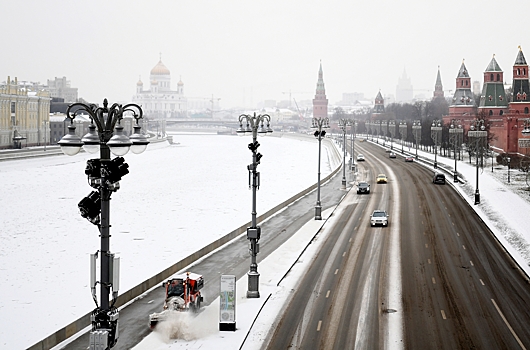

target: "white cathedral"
[133,58,213,119]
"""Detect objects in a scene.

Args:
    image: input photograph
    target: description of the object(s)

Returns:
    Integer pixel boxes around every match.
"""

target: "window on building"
[525,107,529,114]
[517,69,520,75]
[465,80,468,86]
[500,110,503,115]
[497,73,500,81]
[11,102,15,114]
[489,110,493,116]
[490,74,494,81]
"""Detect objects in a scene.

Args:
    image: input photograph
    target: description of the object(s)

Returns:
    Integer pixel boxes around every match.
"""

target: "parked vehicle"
[357,154,365,161]
[370,209,389,226]
[433,173,446,184]
[357,182,370,194]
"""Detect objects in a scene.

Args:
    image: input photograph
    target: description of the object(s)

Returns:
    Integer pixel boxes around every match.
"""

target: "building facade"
[0,76,51,149]
[312,62,328,119]
[47,77,78,103]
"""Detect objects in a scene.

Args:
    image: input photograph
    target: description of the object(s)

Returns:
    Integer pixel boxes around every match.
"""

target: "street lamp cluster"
[469,119,488,204]
[449,120,463,182]
[312,117,329,220]
[58,99,149,349]
[237,113,273,298]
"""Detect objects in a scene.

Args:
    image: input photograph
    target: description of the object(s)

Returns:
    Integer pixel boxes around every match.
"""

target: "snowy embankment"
[0,133,339,350]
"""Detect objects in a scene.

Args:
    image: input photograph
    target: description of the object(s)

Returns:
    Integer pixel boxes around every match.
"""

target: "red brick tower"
[507,47,530,153]
[479,55,509,152]
[312,61,328,119]
[443,60,476,128]
[433,66,445,101]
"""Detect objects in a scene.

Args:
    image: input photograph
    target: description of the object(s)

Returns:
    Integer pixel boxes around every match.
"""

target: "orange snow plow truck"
[148,272,204,329]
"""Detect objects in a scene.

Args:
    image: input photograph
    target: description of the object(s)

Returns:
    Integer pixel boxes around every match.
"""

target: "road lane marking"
[317,320,322,332]
[349,238,352,243]
[432,277,436,284]
[463,245,466,250]
[441,310,447,319]
[326,290,330,298]
[425,243,428,248]
[470,260,474,266]
[343,252,346,257]
[334,269,339,275]
[480,279,485,285]
[491,299,527,350]
[457,232,460,237]
[428,259,431,264]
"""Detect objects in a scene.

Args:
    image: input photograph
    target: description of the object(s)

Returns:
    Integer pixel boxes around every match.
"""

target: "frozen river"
[0,132,337,349]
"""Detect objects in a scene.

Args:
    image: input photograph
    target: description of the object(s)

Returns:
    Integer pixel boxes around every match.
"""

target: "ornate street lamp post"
[350,120,357,170]
[431,120,442,169]
[339,119,349,190]
[469,119,487,204]
[237,112,273,298]
[507,156,511,183]
[399,120,407,154]
[449,119,463,182]
[58,99,149,349]
[412,120,421,160]
[388,120,395,149]
[312,117,329,220]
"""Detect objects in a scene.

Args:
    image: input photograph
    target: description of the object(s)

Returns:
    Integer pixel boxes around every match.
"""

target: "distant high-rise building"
[46,77,78,103]
[473,80,481,96]
[396,68,413,102]
[312,61,328,119]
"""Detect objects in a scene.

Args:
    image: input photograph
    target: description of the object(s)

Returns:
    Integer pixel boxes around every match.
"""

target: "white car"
[357,154,365,161]
[370,209,389,226]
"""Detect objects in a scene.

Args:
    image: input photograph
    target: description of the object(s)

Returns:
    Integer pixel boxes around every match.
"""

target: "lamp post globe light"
[237,112,273,298]
[312,117,329,220]
[430,120,442,169]
[469,119,487,204]
[449,119,463,182]
[338,119,349,190]
[412,120,422,160]
[58,99,148,349]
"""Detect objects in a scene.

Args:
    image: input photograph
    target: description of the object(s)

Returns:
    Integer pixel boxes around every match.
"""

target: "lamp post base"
[341,178,346,190]
[247,270,260,298]
[454,173,458,183]
[474,192,480,205]
[315,205,322,220]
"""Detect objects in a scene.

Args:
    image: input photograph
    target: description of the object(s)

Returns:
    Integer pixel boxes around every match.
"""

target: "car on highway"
[357,182,370,194]
[389,152,396,158]
[405,156,414,162]
[376,174,387,183]
[370,209,389,226]
[357,154,365,161]
[433,173,446,184]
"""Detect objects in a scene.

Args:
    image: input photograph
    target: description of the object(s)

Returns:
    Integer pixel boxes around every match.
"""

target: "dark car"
[389,152,396,158]
[357,182,370,194]
[433,173,446,184]
[405,156,414,162]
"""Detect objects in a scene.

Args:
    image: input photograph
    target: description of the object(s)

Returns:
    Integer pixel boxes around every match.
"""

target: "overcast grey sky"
[1,0,525,109]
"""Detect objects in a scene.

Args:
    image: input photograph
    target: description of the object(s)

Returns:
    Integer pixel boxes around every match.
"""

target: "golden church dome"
[150,60,170,75]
